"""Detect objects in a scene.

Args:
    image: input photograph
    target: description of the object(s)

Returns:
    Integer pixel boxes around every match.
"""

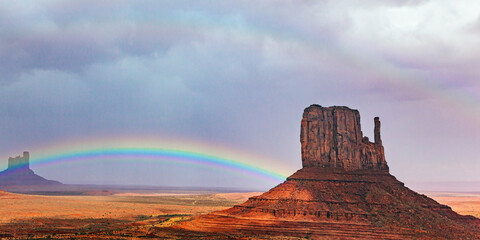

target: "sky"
[1,0,480,191]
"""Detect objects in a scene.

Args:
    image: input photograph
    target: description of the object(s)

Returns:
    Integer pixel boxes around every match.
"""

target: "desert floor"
[0,190,478,239]
[0,190,262,239]
[427,192,480,218]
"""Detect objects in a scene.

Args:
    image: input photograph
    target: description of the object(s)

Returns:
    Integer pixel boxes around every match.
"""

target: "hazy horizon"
[1,1,480,190]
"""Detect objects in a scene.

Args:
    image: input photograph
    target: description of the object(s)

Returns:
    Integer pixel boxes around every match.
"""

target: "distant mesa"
[0,151,62,186]
[178,105,480,239]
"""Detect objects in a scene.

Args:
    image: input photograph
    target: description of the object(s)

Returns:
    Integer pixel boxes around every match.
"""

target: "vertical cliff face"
[300,104,388,171]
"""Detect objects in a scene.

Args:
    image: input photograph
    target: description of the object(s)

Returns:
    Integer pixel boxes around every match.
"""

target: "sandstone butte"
[178,105,480,239]
[0,151,61,186]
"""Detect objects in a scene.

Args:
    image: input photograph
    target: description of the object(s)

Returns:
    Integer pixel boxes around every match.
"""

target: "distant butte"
[0,151,61,187]
[178,105,480,239]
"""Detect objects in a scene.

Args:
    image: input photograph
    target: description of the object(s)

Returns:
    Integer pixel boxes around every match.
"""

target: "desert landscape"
[2,1,480,239]
[428,192,480,219]
[0,190,478,239]
[1,105,479,239]
[0,190,259,239]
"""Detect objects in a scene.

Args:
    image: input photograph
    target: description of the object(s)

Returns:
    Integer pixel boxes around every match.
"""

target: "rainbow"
[3,137,292,184]
[33,148,286,182]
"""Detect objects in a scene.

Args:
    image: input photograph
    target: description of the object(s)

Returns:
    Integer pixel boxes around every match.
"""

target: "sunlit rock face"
[300,105,387,171]
[178,105,480,239]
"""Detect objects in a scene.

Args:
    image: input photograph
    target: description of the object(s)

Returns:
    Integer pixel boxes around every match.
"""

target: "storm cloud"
[1,0,480,189]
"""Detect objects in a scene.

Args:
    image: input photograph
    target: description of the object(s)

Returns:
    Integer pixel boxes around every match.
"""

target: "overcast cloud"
[1,0,480,190]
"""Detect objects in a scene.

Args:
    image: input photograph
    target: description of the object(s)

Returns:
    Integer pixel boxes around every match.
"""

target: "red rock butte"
[300,105,387,171]
[178,105,480,239]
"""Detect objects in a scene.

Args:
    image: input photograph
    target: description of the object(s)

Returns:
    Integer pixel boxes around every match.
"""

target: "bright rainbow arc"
[6,147,288,183]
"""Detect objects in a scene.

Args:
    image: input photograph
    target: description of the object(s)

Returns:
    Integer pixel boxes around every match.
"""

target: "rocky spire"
[300,105,388,171]
[374,117,382,145]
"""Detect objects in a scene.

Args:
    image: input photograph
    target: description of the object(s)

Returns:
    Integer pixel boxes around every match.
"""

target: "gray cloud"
[1,0,480,189]
[0,1,204,85]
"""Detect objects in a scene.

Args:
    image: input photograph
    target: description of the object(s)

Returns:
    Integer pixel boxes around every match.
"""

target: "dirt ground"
[0,190,261,239]
[0,190,478,239]
[427,192,480,218]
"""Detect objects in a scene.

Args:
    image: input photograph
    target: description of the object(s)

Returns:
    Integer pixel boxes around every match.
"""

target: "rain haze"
[1,1,480,191]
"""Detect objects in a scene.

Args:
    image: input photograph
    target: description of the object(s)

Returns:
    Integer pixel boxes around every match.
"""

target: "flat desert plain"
[427,192,480,218]
[0,190,478,239]
[0,190,261,239]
